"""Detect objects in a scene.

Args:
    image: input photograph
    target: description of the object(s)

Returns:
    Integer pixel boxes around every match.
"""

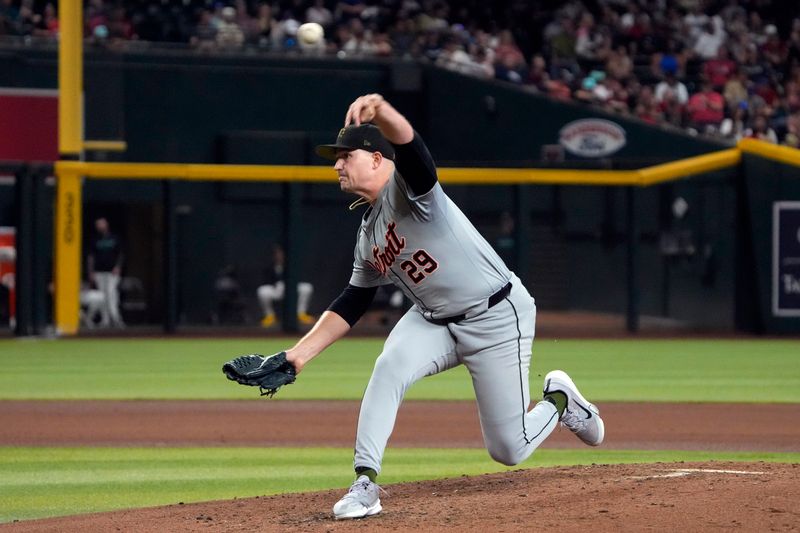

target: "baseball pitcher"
[224,94,605,519]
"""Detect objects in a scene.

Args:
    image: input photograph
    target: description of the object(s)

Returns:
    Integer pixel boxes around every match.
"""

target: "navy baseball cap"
[315,124,395,161]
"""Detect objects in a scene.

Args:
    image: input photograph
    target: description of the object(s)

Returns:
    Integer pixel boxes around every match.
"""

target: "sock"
[544,391,567,418]
[355,466,377,482]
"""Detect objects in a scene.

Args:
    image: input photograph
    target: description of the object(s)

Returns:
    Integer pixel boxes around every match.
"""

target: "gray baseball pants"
[353,275,559,472]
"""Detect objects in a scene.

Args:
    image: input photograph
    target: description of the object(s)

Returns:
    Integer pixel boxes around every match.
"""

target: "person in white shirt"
[655,72,689,106]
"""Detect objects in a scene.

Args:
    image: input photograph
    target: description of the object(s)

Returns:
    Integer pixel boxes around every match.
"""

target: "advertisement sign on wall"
[558,119,626,158]
[773,202,800,317]
[0,88,58,162]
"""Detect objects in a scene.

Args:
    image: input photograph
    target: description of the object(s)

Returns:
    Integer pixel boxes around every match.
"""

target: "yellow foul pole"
[55,0,83,334]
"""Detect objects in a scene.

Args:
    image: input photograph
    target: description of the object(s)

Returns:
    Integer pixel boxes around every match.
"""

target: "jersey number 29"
[400,249,438,284]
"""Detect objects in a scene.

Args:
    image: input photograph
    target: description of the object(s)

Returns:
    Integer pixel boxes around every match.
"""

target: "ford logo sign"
[559,119,627,157]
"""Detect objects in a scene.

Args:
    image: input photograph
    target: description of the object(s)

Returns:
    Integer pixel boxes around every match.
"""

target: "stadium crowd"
[2,0,800,145]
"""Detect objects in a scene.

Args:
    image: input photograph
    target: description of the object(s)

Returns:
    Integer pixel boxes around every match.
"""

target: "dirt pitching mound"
[5,462,798,532]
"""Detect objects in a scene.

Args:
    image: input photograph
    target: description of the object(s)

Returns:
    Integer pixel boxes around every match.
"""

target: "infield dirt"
[3,461,798,532]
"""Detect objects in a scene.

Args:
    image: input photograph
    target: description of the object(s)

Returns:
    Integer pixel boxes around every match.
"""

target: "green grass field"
[1,337,798,401]
[0,337,798,522]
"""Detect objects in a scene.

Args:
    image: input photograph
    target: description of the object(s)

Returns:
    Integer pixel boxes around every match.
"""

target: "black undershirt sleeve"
[392,131,438,196]
[327,284,379,327]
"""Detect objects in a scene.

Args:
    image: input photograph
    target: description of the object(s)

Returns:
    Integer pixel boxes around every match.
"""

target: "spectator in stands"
[15,0,800,145]
[719,101,749,141]
[471,29,496,64]
[545,69,574,102]
[628,11,660,57]
[415,2,449,33]
[420,28,443,61]
[635,85,665,124]
[575,70,611,105]
[494,29,525,71]
[740,44,769,82]
[306,0,333,30]
[526,53,549,90]
[372,31,393,57]
[747,11,768,47]
[684,1,710,45]
[727,26,751,64]
[704,47,736,90]
[651,38,686,79]
[753,77,779,110]
[606,77,632,114]
[785,68,800,113]
[723,68,749,110]
[0,0,18,27]
[656,71,689,127]
[575,12,609,65]
[106,5,133,42]
[606,44,633,81]
[687,79,725,133]
[494,52,525,84]
[436,35,472,74]
[256,244,314,328]
[546,13,578,77]
[335,0,366,25]
[85,0,108,37]
[216,6,244,49]
[388,15,415,57]
[745,113,778,143]
[131,3,166,42]
[341,17,376,56]
[468,46,495,79]
[760,24,786,71]
[32,2,58,38]
[655,71,689,108]
[191,9,216,51]
[255,2,279,49]
[720,0,747,30]
[233,0,258,45]
[787,23,800,70]
[693,17,726,60]
[783,111,800,147]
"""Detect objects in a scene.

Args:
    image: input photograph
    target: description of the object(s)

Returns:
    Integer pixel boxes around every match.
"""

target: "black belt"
[427,282,512,326]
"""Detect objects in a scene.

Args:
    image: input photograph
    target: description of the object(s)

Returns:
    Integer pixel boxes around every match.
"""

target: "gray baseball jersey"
[349,174,511,321]
[348,134,559,474]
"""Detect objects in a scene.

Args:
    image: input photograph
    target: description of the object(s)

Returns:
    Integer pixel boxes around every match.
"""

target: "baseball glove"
[222,352,297,397]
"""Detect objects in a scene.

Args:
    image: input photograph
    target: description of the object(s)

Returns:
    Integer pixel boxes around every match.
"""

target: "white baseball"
[297,22,324,46]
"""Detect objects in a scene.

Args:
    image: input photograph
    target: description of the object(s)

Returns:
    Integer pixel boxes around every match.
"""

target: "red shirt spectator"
[687,82,725,126]
[546,79,572,102]
[494,30,525,70]
[754,80,779,106]
[703,48,736,90]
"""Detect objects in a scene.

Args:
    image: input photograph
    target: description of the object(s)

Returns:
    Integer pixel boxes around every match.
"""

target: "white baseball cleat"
[332,475,383,519]
[543,370,605,446]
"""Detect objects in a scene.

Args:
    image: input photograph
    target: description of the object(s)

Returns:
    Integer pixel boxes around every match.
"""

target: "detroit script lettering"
[367,222,405,275]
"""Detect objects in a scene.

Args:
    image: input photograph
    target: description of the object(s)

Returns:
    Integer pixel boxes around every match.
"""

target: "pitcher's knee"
[487,443,526,466]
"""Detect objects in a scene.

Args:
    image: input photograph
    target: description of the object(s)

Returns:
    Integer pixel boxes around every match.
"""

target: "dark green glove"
[222,351,296,397]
